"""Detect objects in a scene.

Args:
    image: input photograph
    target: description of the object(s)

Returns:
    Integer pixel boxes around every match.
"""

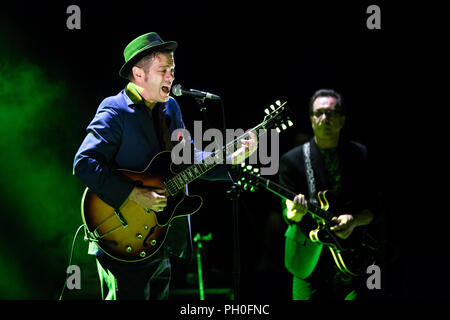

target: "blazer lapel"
[309,138,330,190]
[137,105,161,148]
[123,85,162,150]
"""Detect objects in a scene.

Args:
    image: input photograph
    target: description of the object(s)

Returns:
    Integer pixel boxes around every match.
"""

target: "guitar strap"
[302,141,318,206]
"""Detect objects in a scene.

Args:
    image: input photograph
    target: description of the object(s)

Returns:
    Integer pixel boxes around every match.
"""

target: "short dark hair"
[309,89,345,115]
[127,49,174,82]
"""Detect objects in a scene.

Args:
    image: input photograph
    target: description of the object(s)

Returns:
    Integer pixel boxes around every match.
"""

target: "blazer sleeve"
[73,104,135,209]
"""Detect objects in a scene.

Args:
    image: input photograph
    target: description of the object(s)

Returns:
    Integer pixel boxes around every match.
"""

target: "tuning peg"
[264,108,270,115]
[276,127,281,133]
[246,165,253,171]
[252,168,259,173]
[288,120,293,127]
[275,100,281,106]
[270,104,275,111]
[281,123,287,130]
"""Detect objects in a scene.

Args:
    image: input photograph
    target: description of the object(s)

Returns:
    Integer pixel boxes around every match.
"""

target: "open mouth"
[161,85,170,95]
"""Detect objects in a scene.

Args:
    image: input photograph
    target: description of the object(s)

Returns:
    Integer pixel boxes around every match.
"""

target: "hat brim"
[119,41,178,79]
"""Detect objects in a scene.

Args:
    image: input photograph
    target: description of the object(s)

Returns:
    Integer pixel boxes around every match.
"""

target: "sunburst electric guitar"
[238,166,379,276]
[81,100,293,262]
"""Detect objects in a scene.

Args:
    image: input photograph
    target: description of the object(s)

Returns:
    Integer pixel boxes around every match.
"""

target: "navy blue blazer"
[73,86,230,259]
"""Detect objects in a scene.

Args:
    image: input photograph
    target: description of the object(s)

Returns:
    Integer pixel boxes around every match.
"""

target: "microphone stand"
[216,98,241,300]
[193,96,241,300]
[226,180,241,300]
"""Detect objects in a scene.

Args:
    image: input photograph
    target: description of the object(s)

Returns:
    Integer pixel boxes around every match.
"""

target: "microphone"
[172,84,221,101]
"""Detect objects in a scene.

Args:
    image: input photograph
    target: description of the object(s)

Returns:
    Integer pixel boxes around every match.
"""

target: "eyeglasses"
[311,109,343,118]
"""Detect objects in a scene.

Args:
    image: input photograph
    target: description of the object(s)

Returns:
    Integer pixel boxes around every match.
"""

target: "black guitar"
[238,166,378,277]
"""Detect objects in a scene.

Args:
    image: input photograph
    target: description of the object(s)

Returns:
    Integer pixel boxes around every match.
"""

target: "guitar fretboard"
[247,173,334,223]
[164,150,224,194]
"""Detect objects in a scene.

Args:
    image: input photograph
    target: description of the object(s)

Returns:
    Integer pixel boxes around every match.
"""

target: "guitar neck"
[251,174,296,200]
[253,175,333,223]
[165,122,268,194]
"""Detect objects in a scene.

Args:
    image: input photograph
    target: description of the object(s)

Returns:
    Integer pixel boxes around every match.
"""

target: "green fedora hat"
[119,32,178,79]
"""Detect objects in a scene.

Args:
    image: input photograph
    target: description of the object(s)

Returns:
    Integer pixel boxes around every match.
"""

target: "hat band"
[125,41,166,61]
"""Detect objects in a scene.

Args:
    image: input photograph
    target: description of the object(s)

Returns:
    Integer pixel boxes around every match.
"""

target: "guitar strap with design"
[302,141,318,206]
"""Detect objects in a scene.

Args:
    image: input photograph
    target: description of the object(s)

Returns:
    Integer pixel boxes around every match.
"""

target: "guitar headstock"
[262,100,294,133]
[236,163,263,192]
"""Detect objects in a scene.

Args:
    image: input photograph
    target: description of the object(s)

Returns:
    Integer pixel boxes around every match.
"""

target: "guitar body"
[239,167,379,277]
[310,226,378,276]
[81,151,203,262]
[308,191,378,276]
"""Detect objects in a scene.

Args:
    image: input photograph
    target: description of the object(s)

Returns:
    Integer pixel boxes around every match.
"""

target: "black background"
[0,0,436,301]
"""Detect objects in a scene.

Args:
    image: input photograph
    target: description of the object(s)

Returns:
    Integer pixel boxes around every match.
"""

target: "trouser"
[95,250,171,300]
[292,248,358,300]
[292,272,357,300]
